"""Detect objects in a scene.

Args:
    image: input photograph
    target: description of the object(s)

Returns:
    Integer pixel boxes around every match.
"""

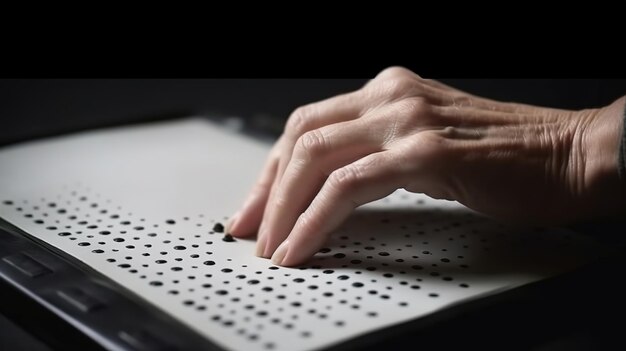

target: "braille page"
[0,118,611,351]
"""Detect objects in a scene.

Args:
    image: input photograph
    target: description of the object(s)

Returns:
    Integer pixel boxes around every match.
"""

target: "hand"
[227,67,626,266]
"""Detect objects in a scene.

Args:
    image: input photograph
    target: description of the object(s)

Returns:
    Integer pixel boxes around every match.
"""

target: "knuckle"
[295,129,327,160]
[376,66,415,80]
[286,104,316,137]
[328,165,364,193]
[369,76,417,100]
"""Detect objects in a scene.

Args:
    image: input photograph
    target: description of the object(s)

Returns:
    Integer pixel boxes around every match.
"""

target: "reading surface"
[0,119,609,351]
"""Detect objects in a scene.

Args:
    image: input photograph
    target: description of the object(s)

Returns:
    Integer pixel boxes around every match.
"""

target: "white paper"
[0,118,610,351]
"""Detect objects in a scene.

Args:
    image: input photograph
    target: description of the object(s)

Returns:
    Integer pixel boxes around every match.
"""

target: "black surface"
[0,218,223,351]
[1,79,625,350]
[1,79,625,146]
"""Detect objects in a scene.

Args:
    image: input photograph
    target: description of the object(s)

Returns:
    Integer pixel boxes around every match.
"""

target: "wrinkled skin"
[227,67,626,266]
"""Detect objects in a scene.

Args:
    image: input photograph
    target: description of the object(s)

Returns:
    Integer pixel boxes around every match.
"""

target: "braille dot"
[411,265,423,270]
[222,234,236,242]
[149,281,163,287]
[323,270,334,274]
[378,252,389,256]
[352,282,364,288]
[204,261,215,266]
[460,283,469,288]
[172,267,183,271]
[113,238,125,242]
[92,249,104,253]
[78,242,90,246]
[222,268,233,273]
[308,285,318,290]
[58,232,71,237]
[174,246,186,250]
[429,293,439,298]
[213,222,224,233]
[3,200,13,205]
[293,278,305,283]
[216,290,228,295]
[248,280,260,285]
[333,253,346,258]
[118,264,131,268]
[166,219,176,224]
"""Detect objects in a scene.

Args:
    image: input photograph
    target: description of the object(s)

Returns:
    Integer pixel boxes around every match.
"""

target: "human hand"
[227,67,626,266]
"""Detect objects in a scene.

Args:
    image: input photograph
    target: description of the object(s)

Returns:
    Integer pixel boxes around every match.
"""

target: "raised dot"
[204,261,216,266]
[213,222,224,233]
[352,282,364,288]
[150,281,163,287]
[222,234,236,242]
[174,246,186,250]
[92,249,104,254]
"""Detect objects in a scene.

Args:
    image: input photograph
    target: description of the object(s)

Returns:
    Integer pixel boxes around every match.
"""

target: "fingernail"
[255,234,267,257]
[271,240,289,265]
[225,211,241,234]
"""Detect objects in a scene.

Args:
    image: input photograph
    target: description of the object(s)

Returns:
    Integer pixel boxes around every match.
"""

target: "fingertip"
[270,240,289,265]
[255,234,268,258]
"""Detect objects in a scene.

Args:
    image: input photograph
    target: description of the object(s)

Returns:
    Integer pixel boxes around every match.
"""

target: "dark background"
[1,79,626,146]
[1,79,626,351]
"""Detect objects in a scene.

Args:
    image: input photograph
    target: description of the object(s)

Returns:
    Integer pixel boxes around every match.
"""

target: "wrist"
[577,96,626,221]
